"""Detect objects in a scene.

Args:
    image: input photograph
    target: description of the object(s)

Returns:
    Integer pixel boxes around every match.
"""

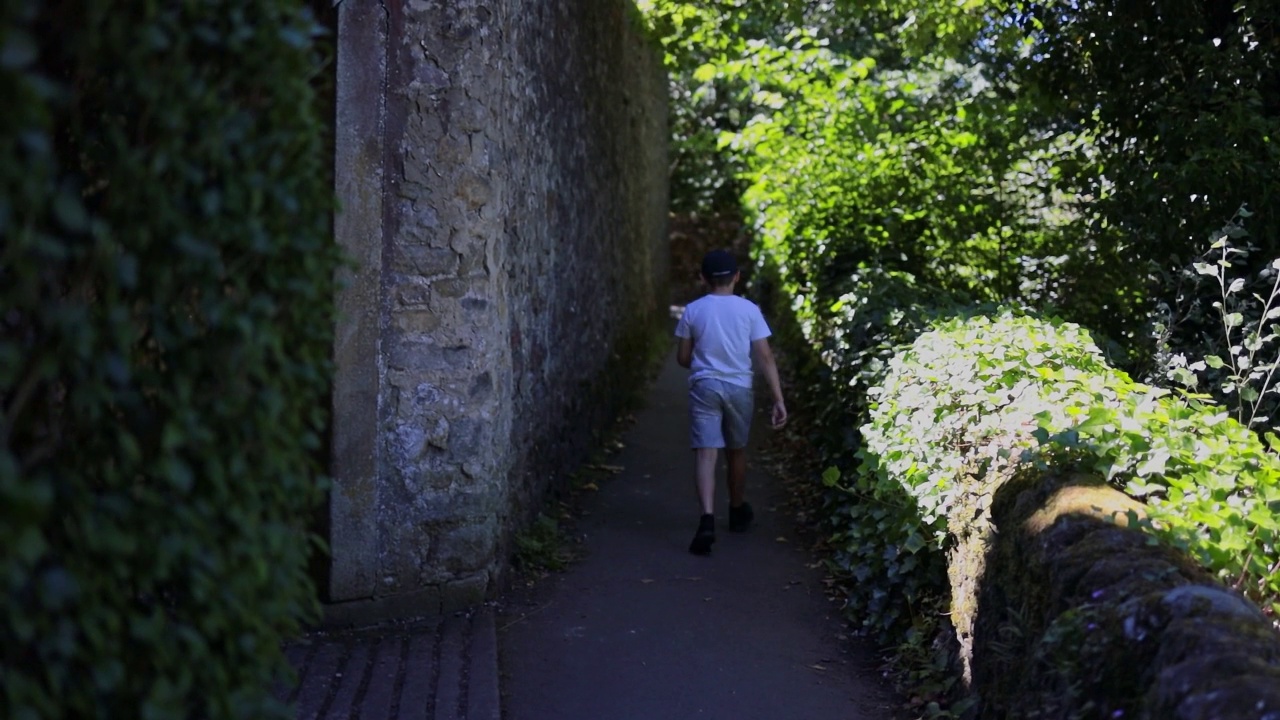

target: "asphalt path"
[499,350,899,720]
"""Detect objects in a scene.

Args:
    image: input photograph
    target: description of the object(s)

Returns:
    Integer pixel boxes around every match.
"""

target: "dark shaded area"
[3,2,339,716]
[309,0,338,603]
[668,212,754,306]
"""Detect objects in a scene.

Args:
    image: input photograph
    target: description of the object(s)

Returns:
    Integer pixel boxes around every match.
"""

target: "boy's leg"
[725,447,747,507]
[694,447,719,514]
[689,380,728,512]
[690,447,719,554]
[725,446,753,531]
[722,384,755,531]
[688,380,726,555]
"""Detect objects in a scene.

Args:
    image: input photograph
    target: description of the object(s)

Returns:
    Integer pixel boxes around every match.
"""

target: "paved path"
[498,351,898,720]
[283,607,500,720]
[282,351,897,719]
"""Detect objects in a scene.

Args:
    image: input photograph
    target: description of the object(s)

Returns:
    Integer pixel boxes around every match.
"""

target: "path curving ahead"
[499,351,899,720]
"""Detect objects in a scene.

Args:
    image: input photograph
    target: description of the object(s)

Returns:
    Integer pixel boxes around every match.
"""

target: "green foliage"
[989,0,1280,360]
[861,313,1280,618]
[646,0,1280,705]
[732,53,1076,309]
[1154,207,1280,433]
[819,463,950,644]
[762,264,963,642]
[640,1,1093,336]
[1018,0,1280,265]
[646,0,1280,369]
[513,514,574,574]
[1,2,339,718]
[637,0,873,212]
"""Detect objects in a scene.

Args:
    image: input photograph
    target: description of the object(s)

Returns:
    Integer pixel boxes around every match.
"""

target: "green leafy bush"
[758,262,965,642]
[1,2,338,718]
[640,0,1280,695]
[636,0,871,213]
[727,48,1074,312]
[645,0,1280,374]
[861,312,1280,617]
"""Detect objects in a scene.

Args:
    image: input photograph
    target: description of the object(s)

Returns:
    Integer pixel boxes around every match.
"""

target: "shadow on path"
[498,350,899,720]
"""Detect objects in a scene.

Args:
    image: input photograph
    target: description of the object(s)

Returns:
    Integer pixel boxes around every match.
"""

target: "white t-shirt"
[675,294,772,388]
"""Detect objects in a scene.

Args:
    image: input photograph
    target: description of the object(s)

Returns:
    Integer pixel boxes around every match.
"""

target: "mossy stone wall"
[964,473,1280,719]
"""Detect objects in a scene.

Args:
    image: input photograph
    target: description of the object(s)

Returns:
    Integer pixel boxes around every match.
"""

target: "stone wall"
[327,0,668,622]
[500,0,669,525]
[964,474,1280,719]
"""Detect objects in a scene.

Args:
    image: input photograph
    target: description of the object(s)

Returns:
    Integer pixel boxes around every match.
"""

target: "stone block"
[392,422,430,463]
[432,277,472,299]
[447,417,487,461]
[392,245,457,277]
[438,520,499,575]
[423,467,458,493]
[468,372,493,400]
[321,586,446,628]
[386,337,472,374]
[411,52,451,93]
[457,246,489,276]
[456,170,493,210]
[392,277,433,309]
[442,573,491,612]
[393,309,443,335]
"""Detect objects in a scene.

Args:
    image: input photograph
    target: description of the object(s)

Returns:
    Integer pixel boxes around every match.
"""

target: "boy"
[674,249,787,555]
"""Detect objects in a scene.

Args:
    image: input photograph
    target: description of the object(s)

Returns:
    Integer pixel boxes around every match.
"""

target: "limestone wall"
[327,0,667,621]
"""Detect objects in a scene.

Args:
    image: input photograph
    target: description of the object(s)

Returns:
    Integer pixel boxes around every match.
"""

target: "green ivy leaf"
[821,466,842,487]
[1135,449,1170,477]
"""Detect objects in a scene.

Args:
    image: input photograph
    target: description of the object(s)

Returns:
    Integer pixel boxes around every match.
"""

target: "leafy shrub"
[513,514,574,574]
[862,314,1117,544]
[861,312,1280,618]
[1,3,338,718]
[800,268,959,462]
[826,311,1107,642]
[756,261,966,642]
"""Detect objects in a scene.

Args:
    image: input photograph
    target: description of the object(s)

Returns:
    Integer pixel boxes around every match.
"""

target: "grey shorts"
[689,379,754,449]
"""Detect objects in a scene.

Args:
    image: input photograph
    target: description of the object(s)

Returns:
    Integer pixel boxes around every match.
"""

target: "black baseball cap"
[701,249,738,279]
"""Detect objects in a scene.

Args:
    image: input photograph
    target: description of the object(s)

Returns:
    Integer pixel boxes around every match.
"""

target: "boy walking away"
[675,250,787,555]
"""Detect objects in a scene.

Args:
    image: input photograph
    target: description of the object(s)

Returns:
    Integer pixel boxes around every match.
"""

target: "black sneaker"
[729,502,754,532]
[689,514,715,555]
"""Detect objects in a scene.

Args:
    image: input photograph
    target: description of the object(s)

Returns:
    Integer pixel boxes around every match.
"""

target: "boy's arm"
[676,336,694,368]
[751,338,787,428]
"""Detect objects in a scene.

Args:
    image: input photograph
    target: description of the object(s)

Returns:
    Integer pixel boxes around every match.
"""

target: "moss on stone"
[966,471,1280,719]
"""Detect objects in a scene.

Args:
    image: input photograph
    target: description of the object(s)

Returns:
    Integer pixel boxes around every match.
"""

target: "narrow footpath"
[498,351,899,720]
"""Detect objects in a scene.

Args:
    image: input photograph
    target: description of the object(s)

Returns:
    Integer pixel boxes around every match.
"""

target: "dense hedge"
[757,266,964,641]
[776,274,1280,624]
[862,313,1280,618]
[1,2,339,718]
[765,268,1280,711]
